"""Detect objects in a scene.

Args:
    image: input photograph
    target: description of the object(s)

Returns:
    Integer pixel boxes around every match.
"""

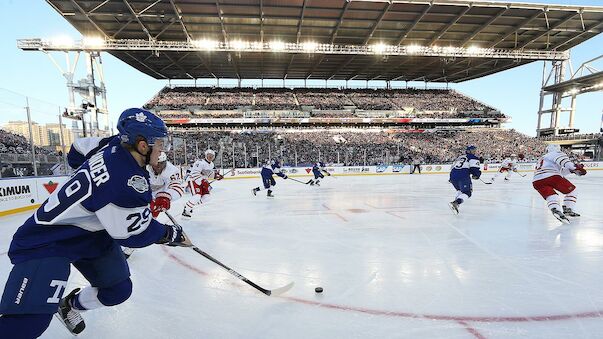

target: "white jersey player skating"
[532,144,586,224]
[182,149,223,218]
[146,152,185,212]
[490,155,518,182]
[122,152,186,259]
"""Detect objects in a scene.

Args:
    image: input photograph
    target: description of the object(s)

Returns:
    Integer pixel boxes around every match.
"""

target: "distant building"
[3,121,76,152]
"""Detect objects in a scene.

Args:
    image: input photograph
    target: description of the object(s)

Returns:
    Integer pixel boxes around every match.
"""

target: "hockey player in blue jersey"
[0,108,192,338]
[448,145,482,215]
[308,161,330,186]
[251,159,288,197]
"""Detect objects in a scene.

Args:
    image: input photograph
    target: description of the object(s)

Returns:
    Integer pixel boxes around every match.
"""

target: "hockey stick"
[164,212,295,296]
[288,177,312,185]
[516,171,527,178]
[479,178,493,185]
[323,171,337,179]
[208,168,234,184]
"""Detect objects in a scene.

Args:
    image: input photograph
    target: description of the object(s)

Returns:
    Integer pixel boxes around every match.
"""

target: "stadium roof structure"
[542,71,603,94]
[34,0,603,82]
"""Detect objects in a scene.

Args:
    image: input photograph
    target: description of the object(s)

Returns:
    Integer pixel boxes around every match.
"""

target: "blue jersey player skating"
[251,160,288,197]
[308,162,330,186]
[0,108,192,338]
[448,145,482,215]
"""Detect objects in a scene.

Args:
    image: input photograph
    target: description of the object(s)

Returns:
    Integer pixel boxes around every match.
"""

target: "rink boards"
[0,161,600,217]
[223,161,603,179]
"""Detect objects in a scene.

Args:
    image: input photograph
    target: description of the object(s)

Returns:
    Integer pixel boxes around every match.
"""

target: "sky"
[0,0,601,136]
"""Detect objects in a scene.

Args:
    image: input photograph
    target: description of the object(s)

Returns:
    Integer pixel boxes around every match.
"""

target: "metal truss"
[18,38,569,61]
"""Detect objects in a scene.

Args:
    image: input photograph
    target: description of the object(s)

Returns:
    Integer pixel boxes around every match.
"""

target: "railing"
[539,133,602,141]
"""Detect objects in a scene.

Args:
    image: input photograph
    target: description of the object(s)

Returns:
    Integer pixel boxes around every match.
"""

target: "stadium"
[1,0,603,338]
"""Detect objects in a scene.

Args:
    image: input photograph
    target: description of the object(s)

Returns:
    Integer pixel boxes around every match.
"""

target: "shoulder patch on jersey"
[127,175,149,193]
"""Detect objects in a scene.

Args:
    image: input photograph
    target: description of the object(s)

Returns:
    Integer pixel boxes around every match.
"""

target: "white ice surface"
[1,171,603,339]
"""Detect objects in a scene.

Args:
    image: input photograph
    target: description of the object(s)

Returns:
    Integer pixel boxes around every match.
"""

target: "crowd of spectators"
[206,89,254,110]
[145,87,501,119]
[168,128,548,167]
[296,88,354,109]
[0,129,55,155]
[145,87,211,110]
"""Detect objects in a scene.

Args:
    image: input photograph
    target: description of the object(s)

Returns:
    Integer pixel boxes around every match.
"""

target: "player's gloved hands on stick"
[158,223,192,247]
[471,175,480,180]
[150,196,171,218]
[282,175,288,179]
[572,163,587,176]
[214,171,224,180]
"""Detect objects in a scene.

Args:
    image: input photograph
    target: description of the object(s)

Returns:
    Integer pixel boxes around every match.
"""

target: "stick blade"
[268,281,295,296]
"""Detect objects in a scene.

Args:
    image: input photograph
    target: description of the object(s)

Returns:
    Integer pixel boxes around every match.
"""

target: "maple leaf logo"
[135,112,147,122]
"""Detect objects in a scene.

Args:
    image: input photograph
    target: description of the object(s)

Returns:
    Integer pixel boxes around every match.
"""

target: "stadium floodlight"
[302,41,318,52]
[193,39,219,51]
[406,44,423,54]
[50,35,74,48]
[371,43,389,54]
[17,38,569,61]
[249,41,263,50]
[270,40,286,52]
[231,40,247,51]
[467,45,483,55]
[82,36,105,48]
[443,46,457,54]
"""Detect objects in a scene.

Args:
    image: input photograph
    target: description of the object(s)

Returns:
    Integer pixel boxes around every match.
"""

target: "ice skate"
[563,206,580,217]
[55,288,86,335]
[448,201,459,215]
[551,208,570,224]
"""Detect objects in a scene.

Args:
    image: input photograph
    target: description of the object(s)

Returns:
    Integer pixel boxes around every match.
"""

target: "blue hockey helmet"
[117,108,170,151]
[465,145,477,154]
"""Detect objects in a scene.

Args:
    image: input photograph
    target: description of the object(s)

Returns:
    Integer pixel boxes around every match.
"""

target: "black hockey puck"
[315,287,323,293]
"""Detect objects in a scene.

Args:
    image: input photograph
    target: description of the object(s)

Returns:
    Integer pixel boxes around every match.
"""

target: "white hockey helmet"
[545,144,561,153]
[158,152,167,162]
[205,149,216,157]
[510,154,517,158]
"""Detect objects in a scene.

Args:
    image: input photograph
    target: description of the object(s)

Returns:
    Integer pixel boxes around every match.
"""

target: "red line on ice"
[163,247,603,324]
[456,320,487,339]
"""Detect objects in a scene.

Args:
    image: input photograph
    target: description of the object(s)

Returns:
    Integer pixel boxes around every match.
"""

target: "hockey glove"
[214,171,224,180]
[282,175,288,179]
[471,174,480,180]
[158,223,192,247]
[150,195,171,218]
[572,163,587,176]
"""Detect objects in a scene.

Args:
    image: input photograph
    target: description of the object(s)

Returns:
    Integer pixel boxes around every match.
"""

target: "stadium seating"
[170,129,546,167]
[144,87,501,119]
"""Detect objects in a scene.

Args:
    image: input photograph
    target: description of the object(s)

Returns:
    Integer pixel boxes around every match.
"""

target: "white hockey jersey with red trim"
[146,161,184,200]
[533,151,576,182]
[188,159,215,183]
[500,158,517,171]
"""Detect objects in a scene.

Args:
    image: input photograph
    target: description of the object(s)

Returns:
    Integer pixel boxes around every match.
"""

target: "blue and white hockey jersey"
[8,140,166,264]
[450,153,481,181]
[67,135,116,169]
[312,162,325,173]
[260,161,286,179]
